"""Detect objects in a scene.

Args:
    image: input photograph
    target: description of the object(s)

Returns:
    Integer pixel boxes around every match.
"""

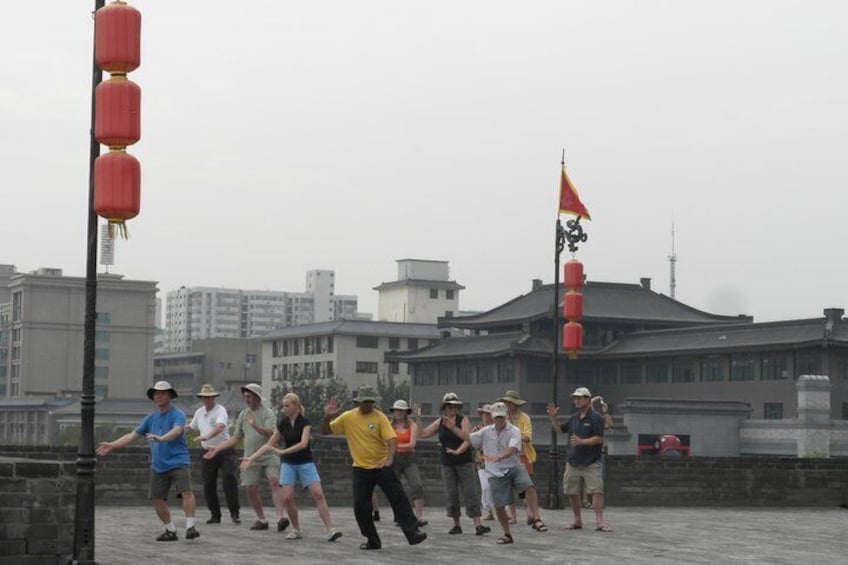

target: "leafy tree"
[376,372,410,414]
[269,369,351,423]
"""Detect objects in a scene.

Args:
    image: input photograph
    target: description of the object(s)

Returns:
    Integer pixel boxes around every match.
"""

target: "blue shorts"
[279,461,321,489]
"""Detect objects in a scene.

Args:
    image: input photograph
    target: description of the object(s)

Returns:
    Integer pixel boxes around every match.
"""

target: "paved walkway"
[93,505,846,564]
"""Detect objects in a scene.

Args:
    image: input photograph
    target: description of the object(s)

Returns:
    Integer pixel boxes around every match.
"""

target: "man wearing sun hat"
[96,381,200,542]
[321,385,427,550]
[204,383,289,533]
[499,389,540,526]
[546,386,611,533]
[187,384,240,525]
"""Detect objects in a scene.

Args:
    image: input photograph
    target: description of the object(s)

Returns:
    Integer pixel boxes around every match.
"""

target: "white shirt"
[190,403,231,449]
[469,423,522,477]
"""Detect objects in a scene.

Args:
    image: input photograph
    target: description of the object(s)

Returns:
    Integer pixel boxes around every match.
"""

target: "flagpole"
[549,215,565,510]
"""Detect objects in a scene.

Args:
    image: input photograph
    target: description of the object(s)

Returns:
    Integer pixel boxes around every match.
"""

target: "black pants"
[352,466,418,543]
[201,447,240,518]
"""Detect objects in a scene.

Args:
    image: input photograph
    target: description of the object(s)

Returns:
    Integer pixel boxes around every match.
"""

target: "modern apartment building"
[0,267,157,400]
[165,269,359,352]
[374,259,464,323]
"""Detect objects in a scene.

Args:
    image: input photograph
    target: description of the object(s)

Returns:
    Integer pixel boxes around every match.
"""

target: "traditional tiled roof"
[373,279,465,291]
[386,331,550,362]
[439,282,749,330]
[591,317,848,358]
[261,319,440,340]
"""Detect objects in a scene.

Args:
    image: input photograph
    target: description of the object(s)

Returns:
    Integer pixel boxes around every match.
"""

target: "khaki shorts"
[563,461,603,496]
[241,456,279,487]
[149,466,192,500]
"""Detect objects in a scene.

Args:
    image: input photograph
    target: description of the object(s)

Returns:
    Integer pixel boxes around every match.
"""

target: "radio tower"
[668,222,677,299]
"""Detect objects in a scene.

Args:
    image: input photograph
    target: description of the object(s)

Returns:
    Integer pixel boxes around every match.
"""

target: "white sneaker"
[327,529,343,542]
[284,530,302,540]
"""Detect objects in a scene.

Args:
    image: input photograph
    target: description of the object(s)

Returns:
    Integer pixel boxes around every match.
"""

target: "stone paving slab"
[93,505,847,564]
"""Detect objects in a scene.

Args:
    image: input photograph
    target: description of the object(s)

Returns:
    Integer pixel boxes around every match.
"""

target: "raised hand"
[546,403,559,417]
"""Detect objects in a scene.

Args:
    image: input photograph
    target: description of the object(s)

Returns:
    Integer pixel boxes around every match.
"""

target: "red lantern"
[563,291,583,322]
[95,1,142,74]
[95,76,140,148]
[564,259,584,290]
[563,321,583,360]
[94,150,141,231]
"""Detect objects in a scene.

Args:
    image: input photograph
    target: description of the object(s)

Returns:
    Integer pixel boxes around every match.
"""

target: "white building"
[374,259,464,324]
[262,320,440,395]
[165,270,359,352]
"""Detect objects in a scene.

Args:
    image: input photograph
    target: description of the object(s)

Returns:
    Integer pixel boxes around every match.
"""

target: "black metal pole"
[548,219,565,509]
[72,2,104,563]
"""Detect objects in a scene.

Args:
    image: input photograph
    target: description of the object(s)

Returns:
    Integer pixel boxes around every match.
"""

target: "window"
[730,355,755,381]
[530,403,548,416]
[596,365,616,386]
[672,360,693,383]
[796,353,820,377]
[413,364,436,386]
[95,366,109,378]
[476,362,493,385]
[764,402,784,420]
[326,361,334,377]
[429,289,438,299]
[700,357,724,382]
[438,365,453,386]
[446,289,455,300]
[388,362,399,375]
[761,356,787,380]
[356,335,379,349]
[842,402,848,420]
[95,348,110,361]
[621,365,642,384]
[445,311,454,318]
[388,337,400,350]
[527,361,551,384]
[12,292,22,322]
[497,359,515,383]
[407,338,419,350]
[355,361,378,374]
[646,363,668,384]
[326,336,334,354]
[458,362,475,384]
[95,312,111,324]
[95,330,110,343]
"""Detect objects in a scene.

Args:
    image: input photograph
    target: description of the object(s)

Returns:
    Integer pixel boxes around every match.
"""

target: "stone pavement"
[93,505,847,564]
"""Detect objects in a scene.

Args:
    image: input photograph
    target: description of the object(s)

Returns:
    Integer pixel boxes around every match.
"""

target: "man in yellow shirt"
[321,386,427,550]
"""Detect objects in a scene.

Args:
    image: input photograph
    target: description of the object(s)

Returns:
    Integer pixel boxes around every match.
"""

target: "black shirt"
[276,414,313,465]
[559,408,604,466]
[438,414,473,466]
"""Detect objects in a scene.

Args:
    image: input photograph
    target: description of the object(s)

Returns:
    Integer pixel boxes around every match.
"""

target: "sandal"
[495,533,514,545]
[595,524,613,533]
[531,520,548,532]
[526,517,534,525]
[565,523,582,530]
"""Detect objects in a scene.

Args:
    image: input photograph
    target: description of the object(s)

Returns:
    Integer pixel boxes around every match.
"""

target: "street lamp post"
[548,220,566,509]
[72,2,105,563]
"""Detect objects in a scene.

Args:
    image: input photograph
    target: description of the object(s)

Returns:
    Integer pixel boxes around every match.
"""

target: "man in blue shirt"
[97,381,200,541]
[547,386,612,533]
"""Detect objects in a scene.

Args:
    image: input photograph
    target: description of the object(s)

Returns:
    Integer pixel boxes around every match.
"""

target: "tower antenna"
[668,222,677,299]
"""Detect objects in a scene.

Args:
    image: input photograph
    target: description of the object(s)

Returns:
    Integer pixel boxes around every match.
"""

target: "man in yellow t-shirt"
[322,386,426,550]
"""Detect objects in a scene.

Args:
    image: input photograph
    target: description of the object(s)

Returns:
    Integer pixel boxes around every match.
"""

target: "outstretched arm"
[96,430,141,456]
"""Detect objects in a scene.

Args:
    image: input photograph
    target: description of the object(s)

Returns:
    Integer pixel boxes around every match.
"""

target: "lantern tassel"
[108,220,130,240]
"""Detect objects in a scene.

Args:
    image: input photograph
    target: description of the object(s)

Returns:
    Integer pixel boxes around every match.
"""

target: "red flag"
[558,166,591,220]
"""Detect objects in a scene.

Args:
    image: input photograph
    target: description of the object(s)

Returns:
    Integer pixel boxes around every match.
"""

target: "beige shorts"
[240,456,279,487]
[563,461,603,496]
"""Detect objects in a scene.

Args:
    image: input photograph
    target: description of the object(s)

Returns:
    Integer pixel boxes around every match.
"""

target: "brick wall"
[2,440,847,513]
[0,456,76,564]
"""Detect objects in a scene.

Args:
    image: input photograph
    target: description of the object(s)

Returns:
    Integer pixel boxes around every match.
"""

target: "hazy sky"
[2,1,846,322]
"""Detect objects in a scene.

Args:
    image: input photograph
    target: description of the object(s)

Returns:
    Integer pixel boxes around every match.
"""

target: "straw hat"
[499,390,526,406]
[440,392,463,408]
[240,383,264,402]
[391,399,412,412]
[195,384,220,398]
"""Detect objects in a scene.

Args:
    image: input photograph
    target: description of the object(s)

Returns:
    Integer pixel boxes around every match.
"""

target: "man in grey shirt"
[447,401,547,544]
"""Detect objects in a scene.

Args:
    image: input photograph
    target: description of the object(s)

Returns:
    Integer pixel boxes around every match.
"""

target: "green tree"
[376,372,410,414]
[269,370,351,423]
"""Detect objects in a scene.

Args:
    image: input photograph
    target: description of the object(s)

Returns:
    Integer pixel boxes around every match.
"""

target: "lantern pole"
[548,218,566,509]
[72,1,105,563]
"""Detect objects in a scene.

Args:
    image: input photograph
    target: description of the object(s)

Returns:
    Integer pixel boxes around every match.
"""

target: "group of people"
[96,380,612,549]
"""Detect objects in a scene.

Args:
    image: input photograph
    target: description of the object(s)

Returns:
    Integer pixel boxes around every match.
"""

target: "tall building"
[374,259,464,323]
[0,268,157,400]
[165,269,359,352]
